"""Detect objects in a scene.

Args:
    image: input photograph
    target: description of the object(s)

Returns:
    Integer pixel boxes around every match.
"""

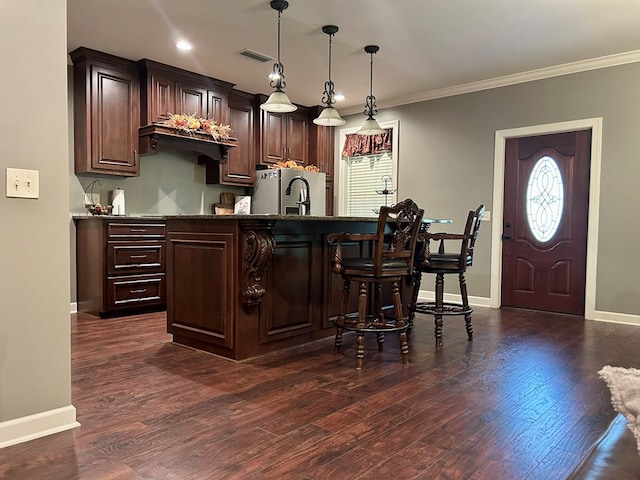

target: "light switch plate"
[482,210,491,221]
[6,168,39,199]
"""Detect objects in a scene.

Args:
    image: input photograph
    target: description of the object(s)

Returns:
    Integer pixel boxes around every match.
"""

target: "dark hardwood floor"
[1,307,639,479]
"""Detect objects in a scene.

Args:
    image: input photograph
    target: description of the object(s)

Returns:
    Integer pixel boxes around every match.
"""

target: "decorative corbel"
[239,220,276,306]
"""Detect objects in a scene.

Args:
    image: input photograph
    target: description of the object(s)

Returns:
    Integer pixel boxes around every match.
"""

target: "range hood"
[138,124,237,163]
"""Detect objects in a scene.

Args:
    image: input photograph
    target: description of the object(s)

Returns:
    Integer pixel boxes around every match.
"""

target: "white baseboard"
[417,289,491,308]
[417,289,640,325]
[592,310,640,326]
[0,405,80,449]
[70,302,77,314]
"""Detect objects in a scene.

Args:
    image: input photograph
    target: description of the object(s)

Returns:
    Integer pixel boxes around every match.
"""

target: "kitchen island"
[164,214,403,360]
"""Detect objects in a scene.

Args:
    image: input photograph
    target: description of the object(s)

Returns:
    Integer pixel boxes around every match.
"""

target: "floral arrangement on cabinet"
[158,113,232,141]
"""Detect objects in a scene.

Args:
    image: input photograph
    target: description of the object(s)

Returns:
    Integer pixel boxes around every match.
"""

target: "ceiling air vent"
[238,49,273,63]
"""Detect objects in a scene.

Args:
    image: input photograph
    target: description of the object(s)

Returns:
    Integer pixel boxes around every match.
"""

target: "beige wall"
[0,0,72,425]
[340,62,640,316]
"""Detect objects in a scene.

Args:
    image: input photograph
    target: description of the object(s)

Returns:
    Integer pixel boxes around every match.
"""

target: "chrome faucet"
[285,176,311,215]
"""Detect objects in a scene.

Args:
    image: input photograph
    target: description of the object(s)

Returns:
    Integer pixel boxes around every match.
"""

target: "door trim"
[490,118,603,319]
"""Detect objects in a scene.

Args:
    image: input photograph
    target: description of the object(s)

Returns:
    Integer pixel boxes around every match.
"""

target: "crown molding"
[341,49,640,115]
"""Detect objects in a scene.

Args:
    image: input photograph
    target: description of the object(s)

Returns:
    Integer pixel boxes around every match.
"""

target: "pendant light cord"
[322,31,336,107]
[270,6,286,91]
[364,48,379,120]
[277,8,281,68]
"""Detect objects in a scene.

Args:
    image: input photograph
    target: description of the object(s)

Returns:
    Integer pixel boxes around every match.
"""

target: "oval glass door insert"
[526,155,564,242]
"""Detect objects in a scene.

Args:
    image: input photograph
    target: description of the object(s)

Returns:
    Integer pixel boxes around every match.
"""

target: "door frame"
[490,117,603,319]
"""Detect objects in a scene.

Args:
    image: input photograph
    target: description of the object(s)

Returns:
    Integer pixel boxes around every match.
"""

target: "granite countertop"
[73,214,450,224]
[73,214,379,222]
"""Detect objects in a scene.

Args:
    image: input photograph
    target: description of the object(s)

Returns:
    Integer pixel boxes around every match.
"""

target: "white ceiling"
[67,0,640,115]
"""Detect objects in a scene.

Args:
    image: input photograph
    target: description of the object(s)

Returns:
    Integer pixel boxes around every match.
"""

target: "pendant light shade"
[313,25,346,126]
[261,91,297,112]
[357,118,385,135]
[357,45,385,135]
[314,106,345,126]
[260,0,297,113]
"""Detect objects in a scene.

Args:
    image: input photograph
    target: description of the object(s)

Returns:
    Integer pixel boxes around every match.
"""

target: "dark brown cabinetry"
[76,218,166,317]
[205,90,256,186]
[70,48,329,188]
[167,227,235,350]
[258,96,309,166]
[70,47,140,177]
[138,59,234,126]
[165,217,391,360]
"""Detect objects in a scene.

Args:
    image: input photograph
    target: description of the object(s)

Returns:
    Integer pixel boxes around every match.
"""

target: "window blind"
[345,152,394,216]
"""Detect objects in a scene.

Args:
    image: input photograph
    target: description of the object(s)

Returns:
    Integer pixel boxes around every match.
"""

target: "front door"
[501,130,591,315]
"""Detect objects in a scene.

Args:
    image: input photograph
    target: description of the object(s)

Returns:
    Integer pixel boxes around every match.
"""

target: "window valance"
[341,128,392,158]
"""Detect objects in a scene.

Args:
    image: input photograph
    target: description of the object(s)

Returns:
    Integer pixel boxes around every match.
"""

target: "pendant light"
[260,0,297,113]
[357,45,385,135]
[313,25,346,126]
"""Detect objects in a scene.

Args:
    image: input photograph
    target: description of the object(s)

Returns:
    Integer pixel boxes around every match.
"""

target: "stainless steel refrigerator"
[252,168,326,215]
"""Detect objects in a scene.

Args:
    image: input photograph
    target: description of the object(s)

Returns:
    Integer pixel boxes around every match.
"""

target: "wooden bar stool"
[410,205,485,345]
[327,199,424,369]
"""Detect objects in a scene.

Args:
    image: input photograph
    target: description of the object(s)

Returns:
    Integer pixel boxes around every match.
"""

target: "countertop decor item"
[214,191,235,215]
[110,188,125,216]
[234,196,251,214]
[83,179,112,215]
[87,204,112,215]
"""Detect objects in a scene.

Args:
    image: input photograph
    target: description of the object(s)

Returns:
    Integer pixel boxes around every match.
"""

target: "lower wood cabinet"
[76,218,166,317]
[164,217,398,360]
[259,233,320,343]
[167,231,235,349]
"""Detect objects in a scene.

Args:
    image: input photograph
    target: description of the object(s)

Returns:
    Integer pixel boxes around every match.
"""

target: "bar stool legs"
[460,273,473,341]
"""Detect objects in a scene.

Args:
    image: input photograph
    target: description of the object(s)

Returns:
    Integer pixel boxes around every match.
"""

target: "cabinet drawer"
[107,241,165,274]
[107,223,166,239]
[106,274,166,310]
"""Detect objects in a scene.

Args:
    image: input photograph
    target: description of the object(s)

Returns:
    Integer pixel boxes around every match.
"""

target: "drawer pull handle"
[129,255,148,259]
[130,288,147,294]
[129,229,148,233]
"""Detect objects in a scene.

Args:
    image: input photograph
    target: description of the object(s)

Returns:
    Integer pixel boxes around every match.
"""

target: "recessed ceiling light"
[176,40,193,51]
[334,94,345,102]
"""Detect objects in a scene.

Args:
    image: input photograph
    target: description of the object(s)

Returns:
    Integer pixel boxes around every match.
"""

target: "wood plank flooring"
[1,307,639,479]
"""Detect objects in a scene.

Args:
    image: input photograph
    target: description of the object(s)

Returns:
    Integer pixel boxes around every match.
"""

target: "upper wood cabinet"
[308,106,335,182]
[308,106,336,214]
[70,47,140,176]
[258,95,309,167]
[206,90,256,186]
[138,59,234,126]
